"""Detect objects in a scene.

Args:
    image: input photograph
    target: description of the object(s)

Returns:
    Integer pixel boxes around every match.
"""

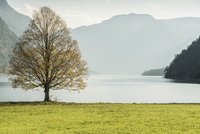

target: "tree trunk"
[44,84,50,101]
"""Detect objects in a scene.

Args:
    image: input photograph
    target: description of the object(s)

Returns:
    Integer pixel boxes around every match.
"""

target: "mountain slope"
[0,17,17,72]
[0,0,31,36]
[71,13,200,74]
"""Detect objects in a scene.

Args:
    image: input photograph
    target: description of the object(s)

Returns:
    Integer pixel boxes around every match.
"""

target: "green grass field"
[1,102,200,134]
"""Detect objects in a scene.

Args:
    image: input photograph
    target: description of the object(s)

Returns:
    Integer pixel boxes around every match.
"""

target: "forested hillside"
[165,36,200,81]
[142,68,165,76]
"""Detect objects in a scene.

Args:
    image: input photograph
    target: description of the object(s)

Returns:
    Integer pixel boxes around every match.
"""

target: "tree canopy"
[9,7,88,101]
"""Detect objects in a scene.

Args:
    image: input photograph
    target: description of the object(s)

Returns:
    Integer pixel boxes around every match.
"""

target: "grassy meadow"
[1,102,200,133]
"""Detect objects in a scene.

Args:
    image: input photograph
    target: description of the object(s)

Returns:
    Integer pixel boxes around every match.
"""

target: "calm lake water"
[1,75,200,103]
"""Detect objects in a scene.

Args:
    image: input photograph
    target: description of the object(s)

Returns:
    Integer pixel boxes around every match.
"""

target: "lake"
[1,74,200,103]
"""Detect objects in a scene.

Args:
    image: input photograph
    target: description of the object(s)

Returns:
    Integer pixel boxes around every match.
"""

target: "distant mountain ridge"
[71,13,200,74]
[0,0,30,73]
[0,0,31,36]
[1,0,200,74]
[0,17,17,72]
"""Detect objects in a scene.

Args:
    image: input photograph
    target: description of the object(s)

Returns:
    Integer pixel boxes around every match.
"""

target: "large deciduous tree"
[9,7,87,101]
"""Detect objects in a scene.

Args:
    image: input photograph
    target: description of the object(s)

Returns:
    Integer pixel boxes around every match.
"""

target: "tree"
[9,7,88,101]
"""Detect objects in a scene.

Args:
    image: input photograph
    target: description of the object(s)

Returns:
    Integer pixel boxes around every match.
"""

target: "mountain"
[0,0,31,36]
[165,37,200,81]
[142,68,165,76]
[162,17,200,30]
[0,17,17,72]
[71,13,200,74]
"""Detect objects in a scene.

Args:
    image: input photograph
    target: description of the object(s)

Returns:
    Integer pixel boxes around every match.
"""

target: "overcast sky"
[7,0,200,28]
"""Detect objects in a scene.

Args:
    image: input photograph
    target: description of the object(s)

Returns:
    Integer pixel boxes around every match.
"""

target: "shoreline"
[1,101,200,105]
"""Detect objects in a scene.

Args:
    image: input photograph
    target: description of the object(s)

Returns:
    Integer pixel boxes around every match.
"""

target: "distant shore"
[1,101,200,105]
[168,78,200,84]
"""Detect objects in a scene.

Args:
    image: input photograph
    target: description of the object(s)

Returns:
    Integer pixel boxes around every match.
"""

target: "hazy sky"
[7,0,200,28]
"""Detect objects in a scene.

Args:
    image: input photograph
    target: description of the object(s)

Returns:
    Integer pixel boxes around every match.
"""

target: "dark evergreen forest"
[165,36,200,82]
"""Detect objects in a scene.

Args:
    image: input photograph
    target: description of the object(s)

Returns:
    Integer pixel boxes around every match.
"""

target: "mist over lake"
[1,74,200,103]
